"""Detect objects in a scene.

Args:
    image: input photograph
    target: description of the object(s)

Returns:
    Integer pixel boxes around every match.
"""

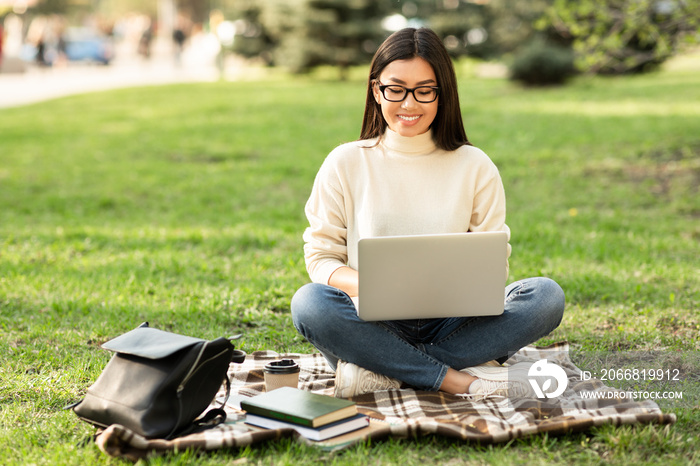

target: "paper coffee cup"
[263,359,300,391]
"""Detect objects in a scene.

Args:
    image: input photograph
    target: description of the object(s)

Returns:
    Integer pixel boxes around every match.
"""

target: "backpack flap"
[101,326,205,359]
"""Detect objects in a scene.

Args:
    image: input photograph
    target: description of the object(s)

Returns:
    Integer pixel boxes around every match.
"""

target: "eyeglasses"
[377,83,440,103]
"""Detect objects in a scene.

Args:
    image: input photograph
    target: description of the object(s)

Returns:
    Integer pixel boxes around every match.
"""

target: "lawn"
[0,61,698,465]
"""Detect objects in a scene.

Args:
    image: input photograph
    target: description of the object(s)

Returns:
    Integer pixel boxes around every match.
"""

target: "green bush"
[509,39,576,86]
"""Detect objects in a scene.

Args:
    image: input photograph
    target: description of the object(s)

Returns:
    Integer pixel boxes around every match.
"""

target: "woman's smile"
[397,114,421,122]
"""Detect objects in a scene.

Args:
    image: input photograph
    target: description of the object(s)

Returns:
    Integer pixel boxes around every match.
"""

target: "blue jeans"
[291,277,565,391]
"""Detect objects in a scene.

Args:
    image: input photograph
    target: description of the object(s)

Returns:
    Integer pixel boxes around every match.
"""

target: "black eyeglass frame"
[376,82,441,103]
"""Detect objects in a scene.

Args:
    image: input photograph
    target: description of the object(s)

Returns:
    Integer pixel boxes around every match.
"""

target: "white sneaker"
[459,362,537,400]
[334,360,402,398]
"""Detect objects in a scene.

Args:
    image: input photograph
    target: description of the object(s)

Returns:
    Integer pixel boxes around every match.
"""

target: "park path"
[0,38,245,109]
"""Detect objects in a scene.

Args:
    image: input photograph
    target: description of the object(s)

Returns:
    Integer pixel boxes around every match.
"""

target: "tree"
[486,0,558,52]
[540,0,700,74]
[226,0,275,64]
[428,0,494,58]
[426,0,556,60]
[231,0,389,78]
[299,0,387,77]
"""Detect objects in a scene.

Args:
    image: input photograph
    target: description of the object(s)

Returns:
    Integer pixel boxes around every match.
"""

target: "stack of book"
[241,386,370,441]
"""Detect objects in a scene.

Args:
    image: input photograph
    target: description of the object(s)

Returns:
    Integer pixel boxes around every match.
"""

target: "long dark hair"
[360,28,470,150]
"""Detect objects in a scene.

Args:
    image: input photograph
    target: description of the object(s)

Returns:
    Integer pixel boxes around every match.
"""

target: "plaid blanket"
[96,342,676,460]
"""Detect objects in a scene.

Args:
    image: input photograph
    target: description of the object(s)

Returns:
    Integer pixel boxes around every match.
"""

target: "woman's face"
[373,57,439,138]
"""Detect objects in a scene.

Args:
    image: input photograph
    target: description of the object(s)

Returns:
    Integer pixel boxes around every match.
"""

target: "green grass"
[0,64,698,464]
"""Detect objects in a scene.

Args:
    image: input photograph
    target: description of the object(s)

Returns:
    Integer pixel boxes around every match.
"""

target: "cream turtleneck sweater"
[303,129,511,286]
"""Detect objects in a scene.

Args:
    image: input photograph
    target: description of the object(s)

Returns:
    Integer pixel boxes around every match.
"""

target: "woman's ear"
[372,81,381,104]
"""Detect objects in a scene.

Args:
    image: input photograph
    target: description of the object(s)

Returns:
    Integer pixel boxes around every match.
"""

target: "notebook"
[244,413,369,441]
[357,231,508,321]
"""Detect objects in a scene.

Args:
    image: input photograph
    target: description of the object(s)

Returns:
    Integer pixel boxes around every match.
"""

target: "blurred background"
[0,0,698,91]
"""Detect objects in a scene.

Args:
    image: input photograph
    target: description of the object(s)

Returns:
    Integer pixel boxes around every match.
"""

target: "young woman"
[291,28,565,399]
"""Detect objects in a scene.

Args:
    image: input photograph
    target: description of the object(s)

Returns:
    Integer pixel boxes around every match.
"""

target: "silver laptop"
[357,231,508,321]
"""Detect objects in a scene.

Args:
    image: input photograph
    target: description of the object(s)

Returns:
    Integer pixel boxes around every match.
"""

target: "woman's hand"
[328,266,359,297]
